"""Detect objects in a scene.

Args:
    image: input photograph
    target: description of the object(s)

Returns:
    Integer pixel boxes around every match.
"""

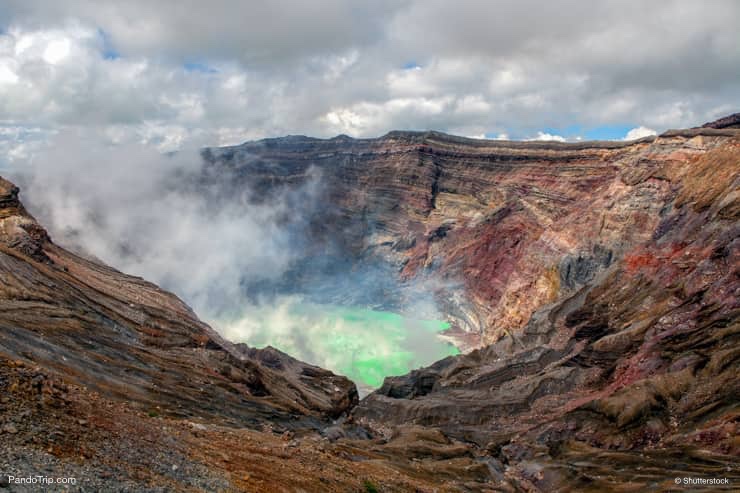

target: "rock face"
[204,124,740,490]
[0,119,738,491]
[204,126,738,350]
[353,137,740,489]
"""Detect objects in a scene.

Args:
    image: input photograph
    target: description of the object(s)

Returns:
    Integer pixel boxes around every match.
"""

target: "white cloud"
[528,131,566,142]
[386,66,437,97]
[0,0,737,160]
[8,132,316,315]
[455,94,491,116]
[137,121,189,152]
[43,38,71,64]
[623,126,657,140]
[0,67,18,85]
[323,108,368,134]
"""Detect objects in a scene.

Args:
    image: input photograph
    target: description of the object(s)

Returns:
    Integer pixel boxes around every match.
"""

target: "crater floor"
[218,300,458,393]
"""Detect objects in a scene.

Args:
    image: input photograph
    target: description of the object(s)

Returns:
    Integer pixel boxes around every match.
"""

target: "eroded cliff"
[204,123,738,351]
[353,134,740,490]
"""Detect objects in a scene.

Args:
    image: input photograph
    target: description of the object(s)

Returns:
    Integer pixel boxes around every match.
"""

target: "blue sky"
[97,28,119,60]
[536,124,635,141]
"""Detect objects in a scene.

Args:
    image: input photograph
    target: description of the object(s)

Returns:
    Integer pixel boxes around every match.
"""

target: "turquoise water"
[218,299,459,390]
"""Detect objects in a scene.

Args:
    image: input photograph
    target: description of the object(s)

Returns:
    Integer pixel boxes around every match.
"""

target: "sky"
[0,0,738,161]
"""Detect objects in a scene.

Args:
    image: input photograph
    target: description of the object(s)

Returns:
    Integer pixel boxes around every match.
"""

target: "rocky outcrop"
[702,113,740,129]
[201,125,739,490]
[0,182,492,489]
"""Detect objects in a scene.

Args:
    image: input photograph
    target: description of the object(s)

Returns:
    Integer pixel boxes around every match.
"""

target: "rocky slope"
[702,112,740,129]
[0,176,357,428]
[0,117,738,491]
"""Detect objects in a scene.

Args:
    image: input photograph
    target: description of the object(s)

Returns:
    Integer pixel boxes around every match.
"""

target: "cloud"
[528,131,566,142]
[0,0,737,153]
[0,1,737,205]
[623,126,657,141]
[1,0,402,67]
[42,38,71,64]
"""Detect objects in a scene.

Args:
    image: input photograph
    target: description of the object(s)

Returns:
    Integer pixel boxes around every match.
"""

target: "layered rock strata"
[353,134,740,490]
[204,125,739,350]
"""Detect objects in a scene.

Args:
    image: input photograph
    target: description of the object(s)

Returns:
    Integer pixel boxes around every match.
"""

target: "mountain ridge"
[216,113,740,151]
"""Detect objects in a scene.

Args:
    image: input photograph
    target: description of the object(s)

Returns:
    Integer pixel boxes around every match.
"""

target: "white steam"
[8,130,309,316]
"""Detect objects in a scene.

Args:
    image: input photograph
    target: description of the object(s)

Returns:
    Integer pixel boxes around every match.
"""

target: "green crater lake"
[219,300,460,392]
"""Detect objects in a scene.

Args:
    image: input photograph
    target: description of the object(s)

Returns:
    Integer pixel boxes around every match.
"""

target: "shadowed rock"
[702,112,740,129]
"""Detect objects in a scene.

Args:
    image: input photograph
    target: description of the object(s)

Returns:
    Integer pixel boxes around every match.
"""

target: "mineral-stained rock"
[351,131,740,490]
[200,124,740,489]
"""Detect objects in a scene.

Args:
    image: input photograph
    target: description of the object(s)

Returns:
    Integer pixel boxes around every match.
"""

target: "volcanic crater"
[0,115,738,491]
